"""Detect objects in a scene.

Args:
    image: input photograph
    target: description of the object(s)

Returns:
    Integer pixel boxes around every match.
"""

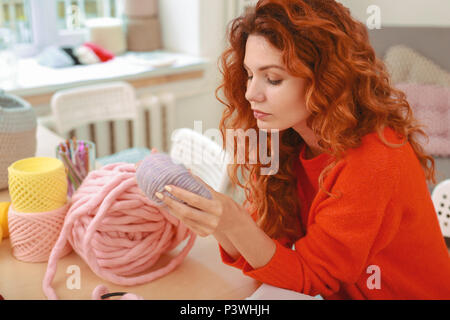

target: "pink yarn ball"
[8,203,72,263]
[43,162,196,300]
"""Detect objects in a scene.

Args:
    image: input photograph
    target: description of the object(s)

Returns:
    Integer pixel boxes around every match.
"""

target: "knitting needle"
[59,144,76,195]
[77,142,87,178]
[66,140,72,161]
[85,143,90,172]
[59,151,80,189]
[72,139,83,178]
[59,147,83,187]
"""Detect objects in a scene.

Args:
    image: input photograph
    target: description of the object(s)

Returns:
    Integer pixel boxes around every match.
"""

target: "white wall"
[337,0,450,27]
[158,0,200,55]
[159,0,229,66]
[157,0,229,134]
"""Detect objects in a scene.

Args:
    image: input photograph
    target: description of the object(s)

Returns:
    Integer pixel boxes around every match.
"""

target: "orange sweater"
[220,127,450,299]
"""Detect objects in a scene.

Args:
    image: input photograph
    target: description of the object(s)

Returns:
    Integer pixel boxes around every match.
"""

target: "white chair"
[431,179,450,238]
[50,81,151,164]
[170,128,230,193]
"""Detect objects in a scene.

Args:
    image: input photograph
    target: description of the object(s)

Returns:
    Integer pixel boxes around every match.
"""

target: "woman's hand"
[155,175,248,238]
[134,150,275,266]
[159,175,276,269]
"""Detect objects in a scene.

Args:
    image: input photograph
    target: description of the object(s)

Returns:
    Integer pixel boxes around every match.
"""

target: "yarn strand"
[42,163,196,300]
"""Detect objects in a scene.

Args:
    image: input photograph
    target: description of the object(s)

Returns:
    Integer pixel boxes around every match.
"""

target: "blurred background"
[0,0,448,190]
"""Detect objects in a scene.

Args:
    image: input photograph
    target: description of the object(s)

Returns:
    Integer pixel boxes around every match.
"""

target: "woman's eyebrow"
[243,63,286,71]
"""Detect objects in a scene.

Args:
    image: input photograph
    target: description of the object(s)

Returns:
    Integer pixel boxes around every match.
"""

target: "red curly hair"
[215,0,436,242]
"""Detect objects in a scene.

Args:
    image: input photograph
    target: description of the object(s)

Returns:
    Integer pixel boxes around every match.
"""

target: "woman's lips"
[253,110,271,120]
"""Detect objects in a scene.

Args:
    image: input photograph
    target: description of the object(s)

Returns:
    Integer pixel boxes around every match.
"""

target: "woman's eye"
[268,79,282,85]
[247,75,282,86]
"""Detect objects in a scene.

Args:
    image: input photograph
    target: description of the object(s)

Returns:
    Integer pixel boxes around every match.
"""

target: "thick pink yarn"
[8,203,72,263]
[42,162,196,300]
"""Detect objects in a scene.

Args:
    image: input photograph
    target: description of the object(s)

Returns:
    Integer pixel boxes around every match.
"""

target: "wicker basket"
[0,90,37,190]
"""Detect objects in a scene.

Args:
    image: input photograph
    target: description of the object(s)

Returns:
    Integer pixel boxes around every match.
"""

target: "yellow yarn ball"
[0,202,10,239]
[8,157,68,213]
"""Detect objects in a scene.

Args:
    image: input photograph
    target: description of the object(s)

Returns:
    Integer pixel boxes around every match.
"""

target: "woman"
[154,0,450,299]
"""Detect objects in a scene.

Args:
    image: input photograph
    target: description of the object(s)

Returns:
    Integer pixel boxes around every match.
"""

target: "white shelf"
[2,50,209,97]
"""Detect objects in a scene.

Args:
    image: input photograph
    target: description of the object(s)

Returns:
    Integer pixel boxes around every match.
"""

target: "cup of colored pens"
[55,138,96,197]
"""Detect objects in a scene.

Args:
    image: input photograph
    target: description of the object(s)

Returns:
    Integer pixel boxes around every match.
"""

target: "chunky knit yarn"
[42,162,196,300]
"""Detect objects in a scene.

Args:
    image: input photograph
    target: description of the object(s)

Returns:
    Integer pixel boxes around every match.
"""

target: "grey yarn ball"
[135,153,212,206]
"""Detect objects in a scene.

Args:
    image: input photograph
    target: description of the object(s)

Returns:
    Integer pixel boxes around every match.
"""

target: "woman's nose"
[245,78,265,103]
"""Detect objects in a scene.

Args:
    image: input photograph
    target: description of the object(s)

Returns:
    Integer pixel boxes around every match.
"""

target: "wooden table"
[0,125,260,300]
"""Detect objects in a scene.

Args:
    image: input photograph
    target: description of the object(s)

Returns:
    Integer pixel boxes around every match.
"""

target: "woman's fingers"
[183,217,214,237]
[162,185,218,215]
[188,172,217,196]
[158,192,217,237]
[157,190,218,226]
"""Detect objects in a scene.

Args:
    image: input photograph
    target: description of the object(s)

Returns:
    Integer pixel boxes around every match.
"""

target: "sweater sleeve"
[218,236,293,269]
[218,208,293,271]
[220,152,403,297]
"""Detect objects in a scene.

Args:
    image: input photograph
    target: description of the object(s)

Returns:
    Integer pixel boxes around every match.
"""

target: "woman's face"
[244,34,311,133]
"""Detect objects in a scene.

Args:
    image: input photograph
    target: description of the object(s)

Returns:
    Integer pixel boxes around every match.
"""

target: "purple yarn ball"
[135,153,212,206]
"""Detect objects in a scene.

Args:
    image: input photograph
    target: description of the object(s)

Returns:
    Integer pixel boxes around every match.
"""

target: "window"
[0,0,123,56]
[0,0,33,46]
[55,0,122,30]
